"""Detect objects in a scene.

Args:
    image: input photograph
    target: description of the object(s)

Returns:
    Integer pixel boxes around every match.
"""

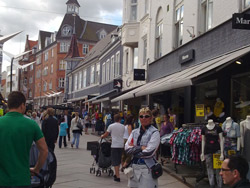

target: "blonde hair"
[139,107,152,116]
[47,108,55,116]
[75,112,79,123]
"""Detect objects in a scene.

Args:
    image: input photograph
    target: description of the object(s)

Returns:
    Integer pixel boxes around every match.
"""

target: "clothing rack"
[170,123,208,185]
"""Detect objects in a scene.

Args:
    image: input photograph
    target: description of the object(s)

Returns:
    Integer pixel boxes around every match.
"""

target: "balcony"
[121,22,139,47]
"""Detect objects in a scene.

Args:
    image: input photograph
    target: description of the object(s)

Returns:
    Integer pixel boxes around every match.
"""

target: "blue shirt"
[59,122,68,136]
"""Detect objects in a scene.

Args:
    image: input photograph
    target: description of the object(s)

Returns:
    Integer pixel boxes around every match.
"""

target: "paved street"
[53,132,189,188]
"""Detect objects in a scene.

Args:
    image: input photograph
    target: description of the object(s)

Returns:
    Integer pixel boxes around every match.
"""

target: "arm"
[101,131,109,138]
[128,124,133,136]
[200,135,205,161]
[240,121,245,148]
[30,137,48,175]
[219,132,224,161]
[125,131,142,155]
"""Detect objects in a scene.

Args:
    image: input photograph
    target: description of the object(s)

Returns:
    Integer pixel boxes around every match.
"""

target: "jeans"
[72,133,80,148]
[205,153,222,188]
[59,136,67,148]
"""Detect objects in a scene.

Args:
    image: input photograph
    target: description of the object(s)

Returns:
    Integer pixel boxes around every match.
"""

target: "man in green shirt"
[0,91,48,187]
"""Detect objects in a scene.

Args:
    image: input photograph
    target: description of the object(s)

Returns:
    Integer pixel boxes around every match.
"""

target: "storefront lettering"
[236,17,250,25]
[179,49,195,64]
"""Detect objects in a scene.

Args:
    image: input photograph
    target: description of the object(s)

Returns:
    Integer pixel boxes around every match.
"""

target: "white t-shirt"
[107,122,125,148]
[123,125,129,139]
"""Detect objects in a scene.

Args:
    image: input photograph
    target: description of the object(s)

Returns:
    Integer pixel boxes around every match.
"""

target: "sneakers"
[113,175,120,182]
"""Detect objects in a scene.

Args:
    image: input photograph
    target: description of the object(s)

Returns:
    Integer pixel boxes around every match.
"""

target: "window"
[29,90,32,98]
[51,49,54,57]
[90,65,95,84]
[43,66,48,76]
[59,78,65,88]
[111,56,115,79]
[143,37,147,65]
[45,51,48,61]
[244,0,250,8]
[29,76,33,84]
[125,51,129,74]
[74,74,78,91]
[36,70,41,78]
[59,60,66,70]
[51,64,53,74]
[130,0,137,21]
[145,0,149,15]
[82,44,89,54]
[49,81,52,90]
[36,56,41,65]
[60,42,70,52]
[24,77,27,85]
[102,62,106,83]
[106,60,110,81]
[43,82,47,92]
[79,71,82,89]
[133,48,138,69]
[201,0,213,32]
[30,64,33,71]
[175,5,184,47]
[83,70,87,87]
[115,52,121,76]
[69,76,72,92]
[95,62,100,84]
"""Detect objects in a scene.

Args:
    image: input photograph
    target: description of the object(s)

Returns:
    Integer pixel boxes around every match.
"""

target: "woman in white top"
[71,112,82,149]
[121,114,134,171]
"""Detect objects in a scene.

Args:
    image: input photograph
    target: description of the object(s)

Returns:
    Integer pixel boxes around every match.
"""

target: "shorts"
[111,148,123,166]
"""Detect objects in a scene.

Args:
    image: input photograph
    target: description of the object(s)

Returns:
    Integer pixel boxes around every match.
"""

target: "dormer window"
[62,25,72,36]
[98,29,107,40]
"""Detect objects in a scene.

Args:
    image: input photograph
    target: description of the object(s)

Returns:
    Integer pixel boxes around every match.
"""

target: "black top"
[232,179,250,188]
[201,125,222,154]
[42,116,59,143]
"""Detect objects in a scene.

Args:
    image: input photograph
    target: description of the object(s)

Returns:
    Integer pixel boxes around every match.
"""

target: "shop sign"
[113,79,122,89]
[213,154,223,169]
[195,104,204,117]
[134,69,145,81]
[228,150,236,156]
[232,13,250,30]
[179,49,195,64]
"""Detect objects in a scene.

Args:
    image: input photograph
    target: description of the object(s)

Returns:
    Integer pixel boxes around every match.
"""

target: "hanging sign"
[213,154,223,169]
[195,104,205,117]
[232,13,250,30]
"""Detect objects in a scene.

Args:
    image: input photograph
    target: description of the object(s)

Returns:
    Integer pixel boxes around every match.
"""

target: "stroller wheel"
[108,169,114,176]
[96,170,101,176]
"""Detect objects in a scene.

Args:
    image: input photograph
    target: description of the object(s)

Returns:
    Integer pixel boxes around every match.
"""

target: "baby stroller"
[90,138,114,177]
[30,143,57,188]
[160,133,173,165]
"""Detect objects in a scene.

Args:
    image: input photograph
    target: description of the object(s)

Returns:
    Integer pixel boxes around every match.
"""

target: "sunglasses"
[139,115,151,119]
[220,168,232,172]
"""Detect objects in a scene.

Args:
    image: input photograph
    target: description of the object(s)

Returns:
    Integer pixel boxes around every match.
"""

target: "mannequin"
[240,115,250,180]
[201,119,223,188]
[222,117,240,157]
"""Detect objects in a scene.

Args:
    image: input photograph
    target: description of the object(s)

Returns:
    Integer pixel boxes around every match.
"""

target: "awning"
[112,45,250,102]
[87,89,117,103]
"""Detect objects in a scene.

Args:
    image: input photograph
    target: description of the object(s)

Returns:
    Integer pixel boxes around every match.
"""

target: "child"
[59,117,68,148]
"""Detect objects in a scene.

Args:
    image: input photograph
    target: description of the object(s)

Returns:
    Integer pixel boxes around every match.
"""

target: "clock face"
[62,26,71,36]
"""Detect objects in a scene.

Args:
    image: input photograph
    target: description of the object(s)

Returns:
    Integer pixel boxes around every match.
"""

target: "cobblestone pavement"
[52,131,189,188]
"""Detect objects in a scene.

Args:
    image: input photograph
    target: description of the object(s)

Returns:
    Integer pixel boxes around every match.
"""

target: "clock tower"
[66,0,80,15]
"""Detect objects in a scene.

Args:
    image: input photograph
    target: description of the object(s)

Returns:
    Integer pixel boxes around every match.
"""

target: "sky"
[0,0,123,72]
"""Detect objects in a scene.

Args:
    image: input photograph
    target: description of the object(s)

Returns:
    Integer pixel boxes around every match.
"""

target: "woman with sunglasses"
[125,107,160,188]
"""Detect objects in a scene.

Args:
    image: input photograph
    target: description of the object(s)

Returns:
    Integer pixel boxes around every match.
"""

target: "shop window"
[195,80,218,122]
[232,73,250,122]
